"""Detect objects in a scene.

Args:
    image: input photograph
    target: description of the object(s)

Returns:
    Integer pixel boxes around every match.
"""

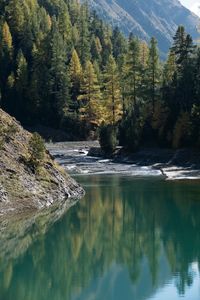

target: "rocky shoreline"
[112,147,200,180]
[0,109,84,215]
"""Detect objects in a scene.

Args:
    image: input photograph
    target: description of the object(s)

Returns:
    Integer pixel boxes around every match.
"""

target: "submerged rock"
[0,109,84,214]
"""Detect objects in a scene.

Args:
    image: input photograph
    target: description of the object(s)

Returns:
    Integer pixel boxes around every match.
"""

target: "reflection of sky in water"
[151,263,200,300]
[72,258,200,300]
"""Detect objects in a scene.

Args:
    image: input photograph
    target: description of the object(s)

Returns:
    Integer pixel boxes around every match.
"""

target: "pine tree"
[120,55,127,116]
[139,41,149,69]
[15,49,28,120]
[163,51,176,84]
[27,44,42,121]
[171,26,186,65]
[194,48,200,104]
[124,36,141,112]
[48,19,70,126]
[171,28,195,111]
[146,37,160,113]
[5,0,25,37]
[138,41,149,101]
[93,60,101,82]
[16,49,28,89]
[68,0,81,26]
[69,49,83,115]
[111,27,127,61]
[58,9,72,51]
[78,3,91,64]
[162,50,177,110]
[171,26,195,73]
[179,57,195,111]
[40,9,52,34]
[91,36,102,63]
[0,21,13,107]
[101,27,113,66]
[78,61,102,126]
[103,55,122,125]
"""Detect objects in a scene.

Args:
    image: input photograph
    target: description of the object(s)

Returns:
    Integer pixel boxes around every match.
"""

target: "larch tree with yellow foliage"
[163,51,176,85]
[1,22,13,53]
[103,55,123,125]
[69,49,83,115]
[0,22,13,107]
[139,41,149,69]
[78,61,103,126]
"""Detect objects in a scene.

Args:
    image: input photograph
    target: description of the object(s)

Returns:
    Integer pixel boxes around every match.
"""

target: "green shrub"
[29,133,45,170]
[0,123,18,147]
[99,125,118,155]
[5,123,18,142]
[6,123,18,136]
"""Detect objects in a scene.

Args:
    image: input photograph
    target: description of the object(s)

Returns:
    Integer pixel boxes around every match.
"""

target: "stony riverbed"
[46,142,200,180]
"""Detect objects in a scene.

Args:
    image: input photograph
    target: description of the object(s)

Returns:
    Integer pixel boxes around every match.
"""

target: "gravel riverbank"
[46,141,200,180]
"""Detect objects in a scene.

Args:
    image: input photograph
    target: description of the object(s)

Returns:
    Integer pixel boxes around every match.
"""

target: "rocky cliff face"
[87,0,199,55]
[0,109,84,214]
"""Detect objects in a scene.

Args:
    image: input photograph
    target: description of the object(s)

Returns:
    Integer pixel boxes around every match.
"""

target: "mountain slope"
[86,0,199,54]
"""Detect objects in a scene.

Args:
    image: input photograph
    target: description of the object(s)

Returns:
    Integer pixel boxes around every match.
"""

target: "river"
[0,142,200,300]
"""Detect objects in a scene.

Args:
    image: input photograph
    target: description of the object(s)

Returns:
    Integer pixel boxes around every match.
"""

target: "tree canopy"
[0,0,199,149]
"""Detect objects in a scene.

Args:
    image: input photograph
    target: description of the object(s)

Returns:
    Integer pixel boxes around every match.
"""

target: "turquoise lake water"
[0,175,200,300]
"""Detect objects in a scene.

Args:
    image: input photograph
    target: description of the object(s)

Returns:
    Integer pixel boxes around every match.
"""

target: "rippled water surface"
[0,175,200,300]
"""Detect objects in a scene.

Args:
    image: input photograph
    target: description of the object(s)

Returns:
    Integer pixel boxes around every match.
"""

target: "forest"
[0,0,200,151]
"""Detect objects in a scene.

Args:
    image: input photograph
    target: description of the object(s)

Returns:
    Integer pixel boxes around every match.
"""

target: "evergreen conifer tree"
[124,36,141,112]
[147,37,160,113]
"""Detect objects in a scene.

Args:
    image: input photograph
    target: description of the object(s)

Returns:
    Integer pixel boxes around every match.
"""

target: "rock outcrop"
[0,109,84,214]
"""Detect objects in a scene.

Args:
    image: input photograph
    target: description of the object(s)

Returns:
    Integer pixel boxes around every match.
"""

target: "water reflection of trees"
[0,176,200,300]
